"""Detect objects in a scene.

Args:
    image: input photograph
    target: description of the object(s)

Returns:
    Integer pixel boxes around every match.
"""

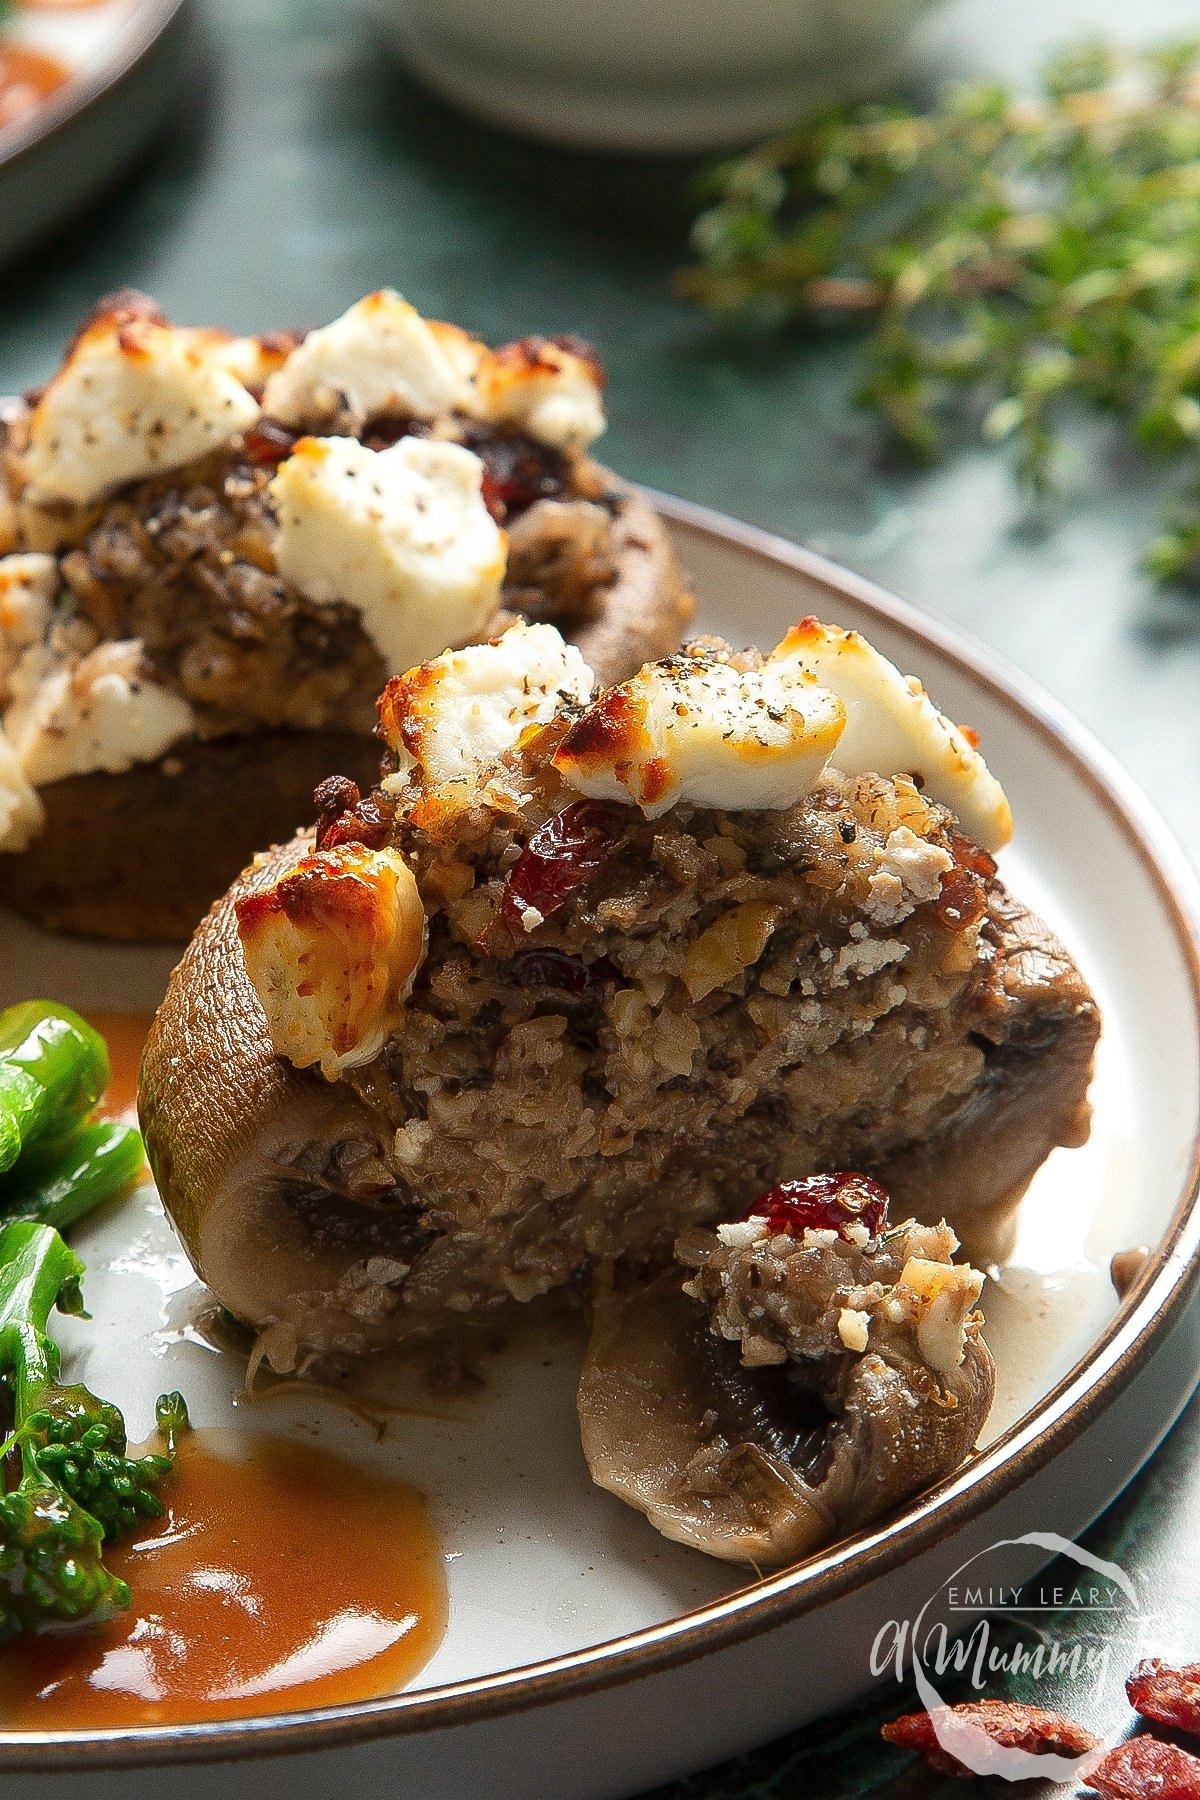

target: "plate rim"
[4,490,1199,1769]
[0,0,187,175]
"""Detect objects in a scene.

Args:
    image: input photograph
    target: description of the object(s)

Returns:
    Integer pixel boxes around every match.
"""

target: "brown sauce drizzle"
[86,1009,150,1124]
[7,1017,450,1726]
[0,1430,447,1728]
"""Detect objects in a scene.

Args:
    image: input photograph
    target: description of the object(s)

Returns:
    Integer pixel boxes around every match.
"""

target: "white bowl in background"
[382,0,945,153]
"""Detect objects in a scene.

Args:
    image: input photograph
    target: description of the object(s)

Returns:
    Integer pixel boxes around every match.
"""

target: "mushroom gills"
[578,1270,841,1565]
[577,1210,995,1567]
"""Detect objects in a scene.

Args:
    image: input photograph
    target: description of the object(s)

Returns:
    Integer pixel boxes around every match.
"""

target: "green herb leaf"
[680,40,1200,585]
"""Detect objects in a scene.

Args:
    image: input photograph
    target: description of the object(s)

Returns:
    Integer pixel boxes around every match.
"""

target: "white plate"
[1,496,1198,1799]
[0,0,193,266]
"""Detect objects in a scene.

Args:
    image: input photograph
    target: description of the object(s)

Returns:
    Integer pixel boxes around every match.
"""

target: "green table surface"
[3,0,1200,1790]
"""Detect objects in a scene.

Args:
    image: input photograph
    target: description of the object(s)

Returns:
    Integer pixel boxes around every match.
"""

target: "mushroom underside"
[576,1268,994,1566]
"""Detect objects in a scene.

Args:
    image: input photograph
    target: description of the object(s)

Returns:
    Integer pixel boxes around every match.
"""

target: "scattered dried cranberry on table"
[881,1699,1099,1777]
[1127,1659,1200,1736]
[1084,1735,1200,1799]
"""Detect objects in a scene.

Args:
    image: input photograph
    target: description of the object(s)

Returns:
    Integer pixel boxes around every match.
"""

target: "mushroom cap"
[577,1245,995,1568]
[140,833,417,1364]
[566,478,694,687]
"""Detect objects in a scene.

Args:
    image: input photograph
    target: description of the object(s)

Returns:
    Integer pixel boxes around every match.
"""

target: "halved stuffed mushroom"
[141,617,1099,1375]
[0,290,692,939]
[578,1172,995,1565]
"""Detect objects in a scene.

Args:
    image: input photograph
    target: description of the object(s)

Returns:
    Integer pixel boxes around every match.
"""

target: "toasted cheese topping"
[0,727,44,852]
[0,553,57,697]
[17,303,260,507]
[184,329,296,391]
[472,336,606,452]
[552,649,846,818]
[236,843,427,1078]
[270,435,506,676]
[262,291,479,428]
[771,619,1013,852]
[3,639,197,785]
[896,1255,985,1374]
[378,622,594,789]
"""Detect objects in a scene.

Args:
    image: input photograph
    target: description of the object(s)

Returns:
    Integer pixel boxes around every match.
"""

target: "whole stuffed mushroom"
[0,290,692,939]
[141,618,1099,1378]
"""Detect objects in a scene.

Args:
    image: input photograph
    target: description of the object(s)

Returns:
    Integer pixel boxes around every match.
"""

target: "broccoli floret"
[0,1220,187,1640]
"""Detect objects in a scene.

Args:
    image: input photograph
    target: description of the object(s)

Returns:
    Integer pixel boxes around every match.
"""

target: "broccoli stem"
[0,1003,110,1177]
[0,1221,79,1474]
[0,1221,186,1637]
[0,1120,145,1234]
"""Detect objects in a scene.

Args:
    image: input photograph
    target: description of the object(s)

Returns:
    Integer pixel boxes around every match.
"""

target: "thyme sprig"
[681,41,1200,583]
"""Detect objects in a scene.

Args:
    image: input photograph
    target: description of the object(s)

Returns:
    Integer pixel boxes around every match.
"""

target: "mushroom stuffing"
[0,290,692,939]
[140,617,1100,1564]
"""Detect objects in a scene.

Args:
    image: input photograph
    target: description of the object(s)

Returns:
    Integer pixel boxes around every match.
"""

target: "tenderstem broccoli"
[0,1219,187,1640]
[0,1002,144,1233]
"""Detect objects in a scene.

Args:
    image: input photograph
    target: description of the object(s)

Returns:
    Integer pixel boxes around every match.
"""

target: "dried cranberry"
[465,430,570,523]
[511,948,618,998]
[935,865,987,932]
[314,776,393,852]
[500,802,624,935]
[744,1171,889,1240]
[1085,1736,1200,1799]
[1127,1659,1200,1736]
[883,1699,1099,1778]
[361,414,427,450]
[242,419,300,465]
[950,831,998,880]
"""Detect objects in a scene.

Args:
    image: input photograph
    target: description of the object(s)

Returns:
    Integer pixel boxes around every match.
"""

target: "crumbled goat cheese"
[4,639,196,786]
[262,291,478,428]
[171,328,294,392]
[862,827,956,926]
[553,649,847,818]
[472,337,606,451]
[0,553,56,699]
[831,935,909,987]
[17,308,259,506]
[0,727,44,852]
[716,1218,771,1251]
[863,870,905,925]
[880,824,955,898]
[771,619,1013,852]
[378,622,593,789]
[236,843,427,1080]
[270,435,505,676]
